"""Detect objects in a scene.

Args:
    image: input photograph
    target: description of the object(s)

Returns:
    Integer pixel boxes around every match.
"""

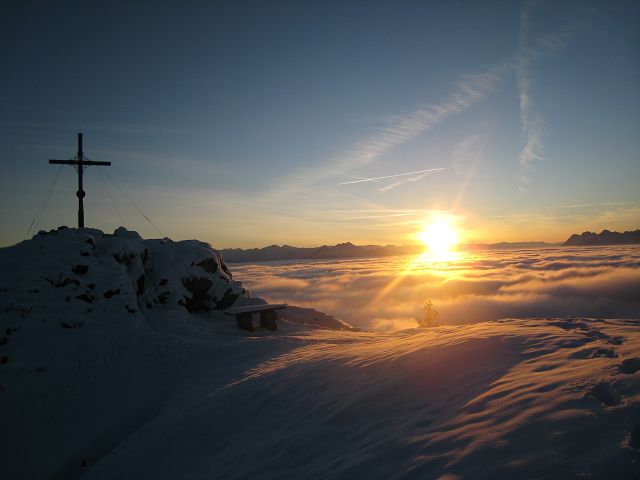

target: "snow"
[1,228,639,479]
[225,303,287,314]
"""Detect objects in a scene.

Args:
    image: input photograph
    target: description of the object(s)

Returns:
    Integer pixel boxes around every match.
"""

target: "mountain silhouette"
[563,229,640,246]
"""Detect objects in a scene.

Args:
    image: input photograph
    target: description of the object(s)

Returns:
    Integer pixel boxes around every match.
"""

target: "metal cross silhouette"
[49,133,111,228]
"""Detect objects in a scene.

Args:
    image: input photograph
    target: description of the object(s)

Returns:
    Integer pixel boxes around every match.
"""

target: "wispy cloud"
[339,212,417,220]
[555,202,627,209]
[378,170,440,192]
[340,67,506,174]
[269,3,592,203]
[516,1,592,190]
[516,0,545,191]
[272,65,507,198]
[336,168,444,186]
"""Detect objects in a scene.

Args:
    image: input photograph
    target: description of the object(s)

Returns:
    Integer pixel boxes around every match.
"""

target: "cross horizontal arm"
[49,159,111,166]
[49,159,78,165]
[84,160,111,166]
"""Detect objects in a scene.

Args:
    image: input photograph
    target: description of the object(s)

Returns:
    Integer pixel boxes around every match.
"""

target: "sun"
[417,221,459,254]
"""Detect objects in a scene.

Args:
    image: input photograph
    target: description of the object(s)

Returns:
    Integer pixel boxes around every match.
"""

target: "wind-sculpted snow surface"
[1,313,639,478]
[231,246,640,330]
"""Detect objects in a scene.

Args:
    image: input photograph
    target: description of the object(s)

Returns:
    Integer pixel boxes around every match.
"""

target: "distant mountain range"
[219,229,640,263]
[219,241,559,263]
[219,242,421,263]
[563,229,640,246]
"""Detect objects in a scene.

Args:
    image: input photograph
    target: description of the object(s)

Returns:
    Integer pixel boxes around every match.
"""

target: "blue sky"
[1,0,638,247]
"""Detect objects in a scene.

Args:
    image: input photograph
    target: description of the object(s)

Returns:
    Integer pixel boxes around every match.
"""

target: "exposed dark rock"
[157,291,170,304]
[215,289,239,310]
[630,424,640,449]
[48,276,80,288]
[59,320,84,329]
[58,277,79,288]
[159,278,168,286]
[136,274,146,296]
[181,277,213,313]
[220,260,233,279]
[196,257,218,274]
[113,253,136,266]
[75,292,93,303]
[72,265,89,275]
[103,288,120,299]
[114,227,142,240]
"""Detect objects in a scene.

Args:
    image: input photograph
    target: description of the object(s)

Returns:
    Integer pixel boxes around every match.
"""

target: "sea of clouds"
[230,246,640,331]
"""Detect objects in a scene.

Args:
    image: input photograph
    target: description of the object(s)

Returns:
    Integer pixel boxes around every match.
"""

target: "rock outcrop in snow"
[0,226,259,321]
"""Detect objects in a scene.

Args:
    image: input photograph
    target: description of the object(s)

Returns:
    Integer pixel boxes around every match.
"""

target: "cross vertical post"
[49,133,112,229]
[77,133,85,227]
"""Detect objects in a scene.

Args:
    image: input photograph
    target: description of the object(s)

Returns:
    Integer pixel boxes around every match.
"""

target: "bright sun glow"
[417,221,459,254]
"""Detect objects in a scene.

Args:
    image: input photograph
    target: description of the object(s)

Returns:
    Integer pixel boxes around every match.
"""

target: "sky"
[1,0,639,248]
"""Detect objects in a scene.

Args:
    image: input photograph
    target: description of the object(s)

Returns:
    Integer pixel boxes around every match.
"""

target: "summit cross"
[49,133,111,228]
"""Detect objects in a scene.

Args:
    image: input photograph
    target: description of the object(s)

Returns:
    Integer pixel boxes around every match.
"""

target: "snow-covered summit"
[0,226,259,322]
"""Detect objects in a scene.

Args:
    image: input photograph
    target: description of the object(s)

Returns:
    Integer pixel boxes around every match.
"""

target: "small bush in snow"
[417,299,440,328]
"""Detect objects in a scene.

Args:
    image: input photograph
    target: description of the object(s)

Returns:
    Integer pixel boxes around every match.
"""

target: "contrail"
[337,168,445,186]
